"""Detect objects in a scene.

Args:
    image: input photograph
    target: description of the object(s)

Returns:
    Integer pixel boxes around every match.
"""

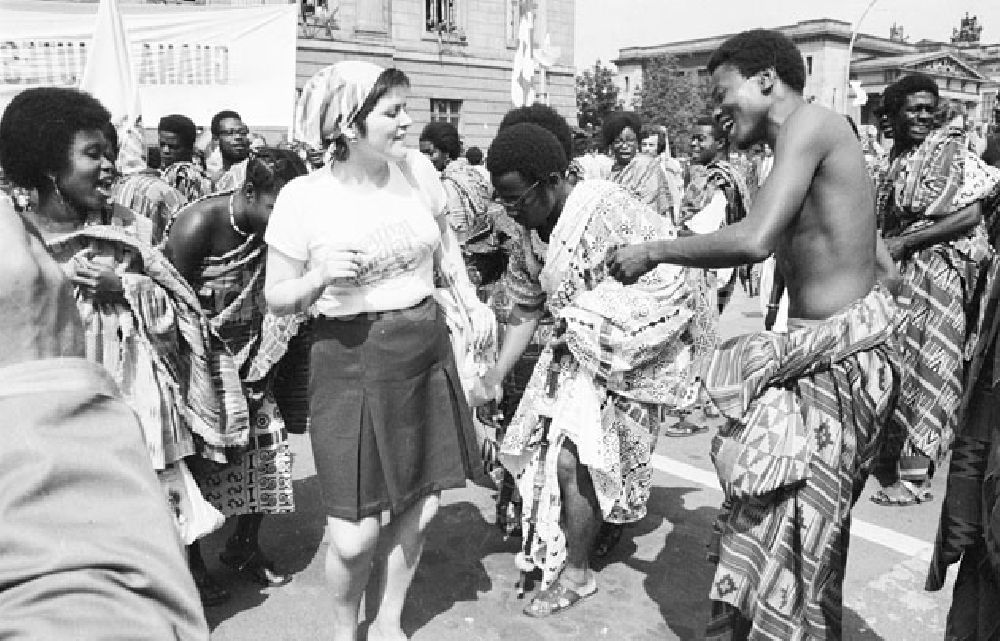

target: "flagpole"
[844,0,880,113]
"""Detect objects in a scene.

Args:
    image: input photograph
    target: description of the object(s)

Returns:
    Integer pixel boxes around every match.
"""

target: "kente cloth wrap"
[162,161,215,204]
[499,180,707,587]
[703,287,900,641]
[875,130,1000,468]
[440,158,508,288]
[678,159,753,311]
[186,217,302,516]
[213,159,248,195]
[293,60,384,150]
[46,226,249,469]
[926,344,1000,640]
[610,153,674,219]
[110,170,184,245]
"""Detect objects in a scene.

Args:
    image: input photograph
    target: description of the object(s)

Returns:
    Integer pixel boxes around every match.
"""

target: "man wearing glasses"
[471,113,705,619]
[211,110,252,193]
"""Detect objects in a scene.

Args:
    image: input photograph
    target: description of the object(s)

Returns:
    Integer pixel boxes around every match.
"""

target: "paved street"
[205,289,955,640]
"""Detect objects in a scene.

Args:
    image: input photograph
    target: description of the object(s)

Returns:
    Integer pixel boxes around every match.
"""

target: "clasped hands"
[68,250,123,300]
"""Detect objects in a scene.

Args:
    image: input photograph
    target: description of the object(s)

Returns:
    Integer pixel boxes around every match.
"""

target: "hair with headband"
[293,61,409,162]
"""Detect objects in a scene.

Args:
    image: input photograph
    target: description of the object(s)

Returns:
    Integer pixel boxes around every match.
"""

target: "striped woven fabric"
[110,170,185,245]
[45,226,250,467]
[876,131,1000,474]
[703,287,900,641]
[189,231,303,515]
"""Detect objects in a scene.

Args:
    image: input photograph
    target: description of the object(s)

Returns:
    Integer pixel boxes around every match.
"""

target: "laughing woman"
[0,88,247,551]
[264,62,493,641]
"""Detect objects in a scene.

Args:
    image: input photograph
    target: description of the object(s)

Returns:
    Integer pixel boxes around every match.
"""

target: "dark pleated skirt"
[308,297,484,521]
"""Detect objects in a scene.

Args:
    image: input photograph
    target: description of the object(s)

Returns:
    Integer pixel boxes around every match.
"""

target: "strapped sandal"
[663,420,709,437]
[219,546,292,588]
[523,575,598,618]
[869,481,932,507]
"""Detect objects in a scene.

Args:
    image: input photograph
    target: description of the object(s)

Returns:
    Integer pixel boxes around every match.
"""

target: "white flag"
[80,0,146,174]
[510,7,535,107]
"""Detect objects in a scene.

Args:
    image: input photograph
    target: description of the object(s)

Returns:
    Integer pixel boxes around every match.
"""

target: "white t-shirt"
[265,150,445,317]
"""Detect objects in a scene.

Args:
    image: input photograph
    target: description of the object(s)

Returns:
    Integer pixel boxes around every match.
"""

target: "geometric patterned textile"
[196,393,294,517]
[703,286,901,641]
[182,213,301,515]
[610,153,674,219]
[876,131,1000,471]
[499,180,705,588]
[45,225,250,468]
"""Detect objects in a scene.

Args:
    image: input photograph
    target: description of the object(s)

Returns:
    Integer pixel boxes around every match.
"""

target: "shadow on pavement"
[402,500,500,636]
[204,473,328,631]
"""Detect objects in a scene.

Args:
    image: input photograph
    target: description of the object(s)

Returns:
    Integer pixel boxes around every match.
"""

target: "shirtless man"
[608,29,901,639]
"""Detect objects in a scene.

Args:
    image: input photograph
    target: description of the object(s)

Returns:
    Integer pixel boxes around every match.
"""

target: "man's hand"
[0,203,85,367]
[883,236,908,261]
[606,243,654,284]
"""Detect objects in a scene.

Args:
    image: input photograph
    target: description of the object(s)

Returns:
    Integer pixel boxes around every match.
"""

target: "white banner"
[0,1,297,131]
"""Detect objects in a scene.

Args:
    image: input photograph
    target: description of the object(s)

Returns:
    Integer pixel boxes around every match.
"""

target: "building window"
[805,56,813,75]
[624,76,630,93]
[430,99,462,127]
[426,0,459,34]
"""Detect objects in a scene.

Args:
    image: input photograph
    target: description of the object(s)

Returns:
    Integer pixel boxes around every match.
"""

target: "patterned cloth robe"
[678,159,753,311]
[703,287,900,641]
[110,170,185,245]
[182,209,303,517]
[161,161,215,204]
[45,225,250,471]
[213,159,248,194]
[875,130,1000,480]
[499,179,710,587]
[610,153,674,220]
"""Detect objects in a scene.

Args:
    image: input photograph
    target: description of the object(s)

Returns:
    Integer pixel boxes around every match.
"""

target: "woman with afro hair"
[0,87,249,597]
[601,111,674,221]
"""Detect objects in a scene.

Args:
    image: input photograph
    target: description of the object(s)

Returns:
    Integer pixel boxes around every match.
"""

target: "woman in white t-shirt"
[263,61,493,641]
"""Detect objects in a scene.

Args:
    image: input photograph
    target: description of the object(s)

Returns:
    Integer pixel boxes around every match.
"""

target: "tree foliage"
[636,55,712,156]
[576,60,620,130]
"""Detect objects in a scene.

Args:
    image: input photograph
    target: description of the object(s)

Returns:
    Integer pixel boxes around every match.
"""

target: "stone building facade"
[295,0,576,150]
[614,17,999,131]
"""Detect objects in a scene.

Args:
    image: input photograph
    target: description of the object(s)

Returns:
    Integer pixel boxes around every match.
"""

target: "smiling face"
[55,128,115,213]
[354,87,413,163]
[710,63,769,150]
[893,91,937,148]
[689,124,718,166]
[492,170,554,231]
[611,126,638,167]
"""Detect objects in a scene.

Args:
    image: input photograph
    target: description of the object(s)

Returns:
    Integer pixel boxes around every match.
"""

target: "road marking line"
[650,453,933,559]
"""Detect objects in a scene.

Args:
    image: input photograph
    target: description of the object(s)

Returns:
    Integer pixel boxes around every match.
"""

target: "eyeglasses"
[219,127,250,137]
[493,179,541,212]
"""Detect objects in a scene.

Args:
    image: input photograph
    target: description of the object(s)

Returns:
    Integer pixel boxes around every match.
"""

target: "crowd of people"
[2,25,1000,641]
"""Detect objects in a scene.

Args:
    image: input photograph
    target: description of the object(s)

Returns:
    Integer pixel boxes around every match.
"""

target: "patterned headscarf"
[293,61,384,151]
